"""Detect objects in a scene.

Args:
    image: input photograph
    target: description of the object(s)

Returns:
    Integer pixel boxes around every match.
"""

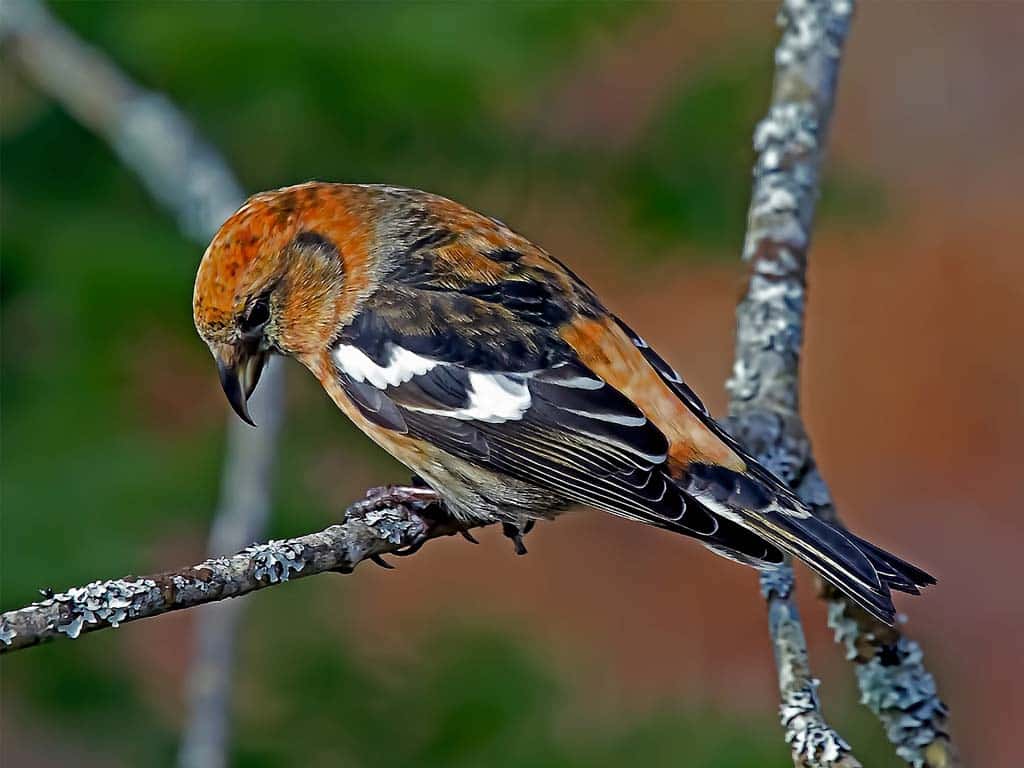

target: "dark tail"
[683,463,935,625]
[754,510,934,623]
[842,528,937,596]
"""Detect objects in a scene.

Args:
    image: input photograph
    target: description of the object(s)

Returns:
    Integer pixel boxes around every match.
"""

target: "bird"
[193,181,934,624]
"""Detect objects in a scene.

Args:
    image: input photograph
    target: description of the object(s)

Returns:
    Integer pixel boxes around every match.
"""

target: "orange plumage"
[194,182,934,624]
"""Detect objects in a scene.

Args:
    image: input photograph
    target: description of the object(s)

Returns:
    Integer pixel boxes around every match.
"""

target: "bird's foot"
[351,482,487,569]
[362,483,441,513]
[502,520,534,556]
[349,484,445,569]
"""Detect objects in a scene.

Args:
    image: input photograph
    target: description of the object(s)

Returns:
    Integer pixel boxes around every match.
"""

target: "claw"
[460,530,480,545]
[522,520,535,535]
[393,537,427,557]
[502,522,529,556]
[371,554,395,570]
[350,484,452,561]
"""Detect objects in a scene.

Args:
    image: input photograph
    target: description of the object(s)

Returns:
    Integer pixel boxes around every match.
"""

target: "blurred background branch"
[1,2,282,766]
[176,373,283,768]
[0,0,240,239]
[727,1,957,766]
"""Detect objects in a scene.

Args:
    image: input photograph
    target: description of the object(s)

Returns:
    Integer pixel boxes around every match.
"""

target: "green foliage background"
[1,3,888,766]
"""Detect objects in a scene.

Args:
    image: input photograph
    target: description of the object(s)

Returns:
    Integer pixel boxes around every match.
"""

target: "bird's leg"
[392,475,485,549]
[350,483,444,569]
[410,475,481,544]
[361,482,441,511]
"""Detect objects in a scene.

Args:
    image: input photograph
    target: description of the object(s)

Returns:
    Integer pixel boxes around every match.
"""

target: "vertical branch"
[177,376,284,768]
[726,1,857,766]
[728,1,958,767]
[827,596,956,768]
[2,3,283,767]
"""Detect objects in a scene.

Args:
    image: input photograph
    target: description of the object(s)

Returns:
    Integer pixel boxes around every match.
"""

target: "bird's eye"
[241,296,271,334]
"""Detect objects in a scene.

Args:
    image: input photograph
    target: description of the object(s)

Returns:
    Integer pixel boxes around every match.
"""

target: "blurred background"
[2,2,1022,767]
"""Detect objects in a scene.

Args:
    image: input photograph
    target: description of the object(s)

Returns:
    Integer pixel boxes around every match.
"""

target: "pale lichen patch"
[828,601,948,768]
[247,540,306,584]
[44,579,159,639]
[364,507,424,545]
[0,619,16,646]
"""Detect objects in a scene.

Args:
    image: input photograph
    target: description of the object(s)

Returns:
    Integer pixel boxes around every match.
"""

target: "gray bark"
[727,2,957,766]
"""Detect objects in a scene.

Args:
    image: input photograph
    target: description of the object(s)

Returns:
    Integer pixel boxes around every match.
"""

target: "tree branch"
[0,489,477,654]
[727,1,860,764]
[727,1,957,766]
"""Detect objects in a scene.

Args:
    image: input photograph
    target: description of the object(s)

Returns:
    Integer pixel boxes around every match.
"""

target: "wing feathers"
[338,372,408,433]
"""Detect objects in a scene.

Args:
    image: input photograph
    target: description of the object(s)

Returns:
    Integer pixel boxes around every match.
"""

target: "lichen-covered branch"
[0,489,474,654]
[827,591,955,768]
[761,568,855,768]
[726,1,957,767]
[726,3,859,764]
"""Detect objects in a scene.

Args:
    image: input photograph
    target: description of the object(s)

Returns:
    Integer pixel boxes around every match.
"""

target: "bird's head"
[193,182,378,424]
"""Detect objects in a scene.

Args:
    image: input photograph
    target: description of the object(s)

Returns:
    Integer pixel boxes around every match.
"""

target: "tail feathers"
[683,463,935,625]
[756,511,906,624]
[843,529,937,596]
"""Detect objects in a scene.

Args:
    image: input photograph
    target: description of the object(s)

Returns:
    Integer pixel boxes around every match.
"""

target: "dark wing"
[331,267,722,538]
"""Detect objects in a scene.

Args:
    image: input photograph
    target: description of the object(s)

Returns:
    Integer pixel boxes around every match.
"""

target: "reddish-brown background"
[4,4,1022,767]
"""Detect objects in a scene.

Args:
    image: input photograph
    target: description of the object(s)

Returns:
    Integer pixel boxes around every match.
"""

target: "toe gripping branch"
[355,478,536,567]
[357,478,483,569]
[357,484,441,569]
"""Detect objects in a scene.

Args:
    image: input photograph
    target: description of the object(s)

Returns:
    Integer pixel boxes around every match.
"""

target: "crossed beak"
[214,344,268,427]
